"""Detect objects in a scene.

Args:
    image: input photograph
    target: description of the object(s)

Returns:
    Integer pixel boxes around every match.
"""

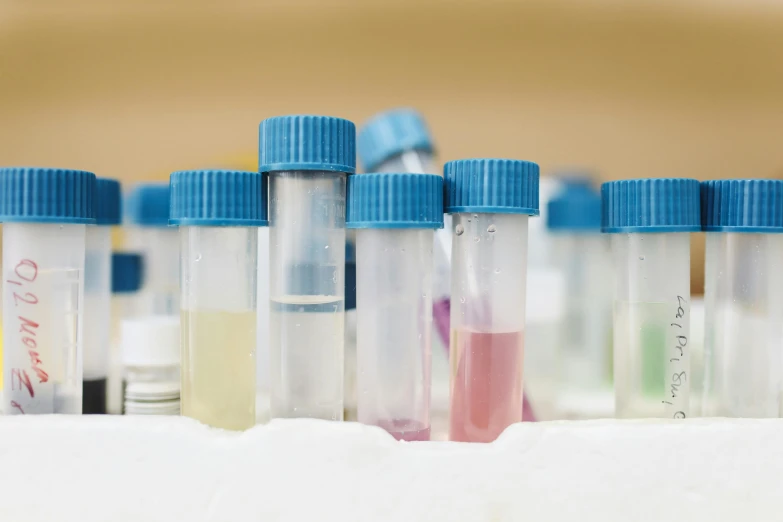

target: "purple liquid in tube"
[377,419,431,441]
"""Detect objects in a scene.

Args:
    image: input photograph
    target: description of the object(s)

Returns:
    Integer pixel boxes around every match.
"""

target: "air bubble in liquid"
[455,224,464,236]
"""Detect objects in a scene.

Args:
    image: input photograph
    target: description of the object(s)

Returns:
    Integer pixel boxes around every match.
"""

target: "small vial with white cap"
[348,173,443,441]
[701,180,783,417]
[445,159,539,442]
[107,251,144,415]
[0,167,96,414]
[260,115,355,421]
[171,169,266,430]
[121,316,180,416]
[83,177,122,414]
[125,183,178,316]
[602,178,700,419]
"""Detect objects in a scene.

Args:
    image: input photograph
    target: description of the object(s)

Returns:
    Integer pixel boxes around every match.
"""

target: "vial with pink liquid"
[348,172,444,442]
[445,158,540,443]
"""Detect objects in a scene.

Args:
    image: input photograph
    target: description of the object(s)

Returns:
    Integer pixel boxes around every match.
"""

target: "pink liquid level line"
[449,329,525,442]
[377,419,431,442]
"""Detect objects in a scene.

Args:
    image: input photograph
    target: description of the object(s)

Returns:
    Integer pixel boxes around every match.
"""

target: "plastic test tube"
[348,173,443,441]
[357,109,451,342]
[602,179,700,419]
[83,178,122,414]
[124,183,179,316]
[0,167,96,414]
[445,159,540,443]
[107,252,144,414]
[171,169,266,430]
[260,115,355,421]
[701,180,783,417]
[547,181,611,398]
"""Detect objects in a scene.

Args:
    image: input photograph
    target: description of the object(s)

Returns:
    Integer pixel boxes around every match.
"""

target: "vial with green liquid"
[602,178,700,419]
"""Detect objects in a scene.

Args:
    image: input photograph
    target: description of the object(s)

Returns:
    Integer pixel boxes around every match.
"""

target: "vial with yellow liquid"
[170,169,267,431]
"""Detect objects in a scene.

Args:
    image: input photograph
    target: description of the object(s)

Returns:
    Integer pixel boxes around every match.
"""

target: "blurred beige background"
[3,0,783,291]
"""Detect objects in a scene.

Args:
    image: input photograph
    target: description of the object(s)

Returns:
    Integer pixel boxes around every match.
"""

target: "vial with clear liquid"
[260,115,355,421]
[701,179,783,418]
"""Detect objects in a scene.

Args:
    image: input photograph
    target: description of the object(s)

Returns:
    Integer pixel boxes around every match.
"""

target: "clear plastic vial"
[171,169,266,430]
[121,315,180,415]
[83,178,122,414]
[0,167,96,414]
[445,159,540,443]
[260,115,355,421]
[107,252,144,415]
[357,109,452,428]
[701,180,783,418]
[602,178,700,419]
[124,183,179,316]
[547,182,611,398]
[348,173,443,441]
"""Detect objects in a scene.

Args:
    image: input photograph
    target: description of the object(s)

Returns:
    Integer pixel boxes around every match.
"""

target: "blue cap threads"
[259,115,356,174]
[701,179,783,232]
[112,252,144,294]
[547,184,601,231]
[95,178,122,226]
[169,169,268,226]
[126,183,170,227]
[443,158,539,215]
[357,108,434,172]
[0,167,96,224]
[347,173,443,229]
[601,178,700,233]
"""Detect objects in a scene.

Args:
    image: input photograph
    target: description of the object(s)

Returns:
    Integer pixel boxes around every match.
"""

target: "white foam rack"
[0,416,779,521]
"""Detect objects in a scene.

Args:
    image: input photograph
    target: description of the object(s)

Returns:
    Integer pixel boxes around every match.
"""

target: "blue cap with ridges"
[701,179,783,232]
[95,178,122,225]
[0,167,96,224]
[444,158,539,215]
[547,184,601,231]
[357,108,434,171]
[259,115,356,174]
[347,173,443,229]
[112,252,144,294]
[169,169,268,226]
[602,178,700,233]
[126,183,170,227]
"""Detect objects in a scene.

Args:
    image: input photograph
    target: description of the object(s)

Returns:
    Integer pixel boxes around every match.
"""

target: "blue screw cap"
[259,115,356,174]
[95,178,122,225]
[547,184,601,232]
[126,183,171,227]
[112,252,144,294]
[169,169,268,226]
[347,173,443,229]
[701,179,783,233]
[601,178,701,233]
[357,108,434,172]
[444,158,539,215]
[0,167,96,224]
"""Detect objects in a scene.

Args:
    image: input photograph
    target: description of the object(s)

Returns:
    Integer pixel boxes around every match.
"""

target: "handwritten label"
[4,259,54,414]
[664,295,689,419]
